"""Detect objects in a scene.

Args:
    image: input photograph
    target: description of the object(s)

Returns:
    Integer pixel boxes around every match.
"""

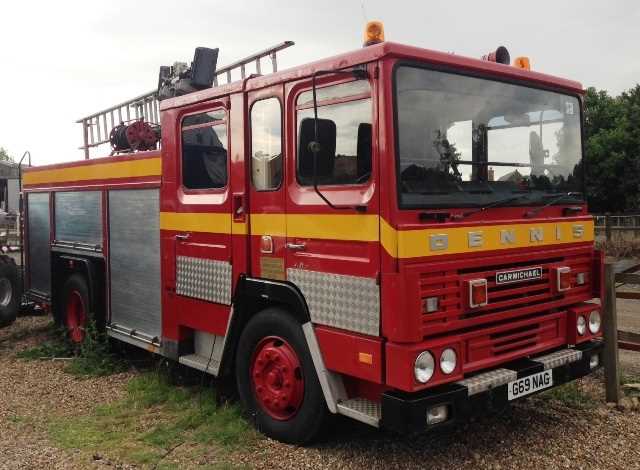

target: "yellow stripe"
[160,210,594,258]
[251,214,287,237]
[286,214,379,242]
[160,212,231,233]
[389,220,594,259]
[23,157,162,185]
[232,221,248,235]
[380,218,398,258]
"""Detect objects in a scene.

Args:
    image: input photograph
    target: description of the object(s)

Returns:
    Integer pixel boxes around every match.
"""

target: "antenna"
[360,0,368,22]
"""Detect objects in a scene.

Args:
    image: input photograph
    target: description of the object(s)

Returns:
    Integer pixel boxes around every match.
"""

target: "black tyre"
[0,256,20,328]
[61,274,91,344]
[235,307,329,444]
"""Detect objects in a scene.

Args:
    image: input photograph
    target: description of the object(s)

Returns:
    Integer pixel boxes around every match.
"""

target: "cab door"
[284,73,380,337]
[168,98,234,336]
[247,85,286,279]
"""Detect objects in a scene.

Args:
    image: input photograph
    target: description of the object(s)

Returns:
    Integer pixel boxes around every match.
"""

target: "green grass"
[620,373,640,386]
[16,321,126,377]
[48,372,256,468]
[540,382,596,409]
[15,336,71,360]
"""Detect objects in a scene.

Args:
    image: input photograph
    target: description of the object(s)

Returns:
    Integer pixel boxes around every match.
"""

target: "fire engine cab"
[22,23,604,444]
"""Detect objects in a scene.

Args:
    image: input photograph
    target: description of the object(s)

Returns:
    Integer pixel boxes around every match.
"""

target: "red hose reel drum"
[110,120,160,152]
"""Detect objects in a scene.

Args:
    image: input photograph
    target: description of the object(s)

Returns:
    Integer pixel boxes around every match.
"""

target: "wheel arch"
[219,276,311,377]
[52,254,105,326]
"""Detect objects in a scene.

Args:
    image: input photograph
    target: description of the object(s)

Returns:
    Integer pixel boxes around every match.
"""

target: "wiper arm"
[453,194,532,221]
[524,192,582,218]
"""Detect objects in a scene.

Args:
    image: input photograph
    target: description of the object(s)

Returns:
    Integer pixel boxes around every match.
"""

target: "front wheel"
[235,308,329,444]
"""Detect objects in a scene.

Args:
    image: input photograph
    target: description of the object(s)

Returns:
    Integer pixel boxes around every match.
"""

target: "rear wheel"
[0,257,20,328]
[235,308,329,444]
[62,274,90,344]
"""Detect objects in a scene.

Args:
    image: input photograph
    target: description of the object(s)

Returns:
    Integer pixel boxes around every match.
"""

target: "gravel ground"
[1,316,639,470]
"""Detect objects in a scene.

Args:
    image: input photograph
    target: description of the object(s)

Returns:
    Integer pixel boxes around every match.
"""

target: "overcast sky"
[1,0,638,166]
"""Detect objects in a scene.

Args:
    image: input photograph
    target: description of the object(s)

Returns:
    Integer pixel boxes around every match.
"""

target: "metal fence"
[602,260,640,403]
[595,215,640,241]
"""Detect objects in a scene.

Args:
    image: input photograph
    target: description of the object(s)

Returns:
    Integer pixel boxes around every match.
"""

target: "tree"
[0,147,14,163]
[584,85,640,213]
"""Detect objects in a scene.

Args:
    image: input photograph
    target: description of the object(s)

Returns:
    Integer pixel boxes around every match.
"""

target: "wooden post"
[605,214,612,242]
[603,261,620,403]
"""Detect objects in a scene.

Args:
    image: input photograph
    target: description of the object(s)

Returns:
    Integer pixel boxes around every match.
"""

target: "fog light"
[468,279,488,308]
[414,351,435,383]
[424,297,439,313]
[589,310,601,334]
[440,348,457,375]
[556,266,571,291]
[590,354,600,370]
[427,404,449,425]
[576,272,586,285]
[577,315,586,336]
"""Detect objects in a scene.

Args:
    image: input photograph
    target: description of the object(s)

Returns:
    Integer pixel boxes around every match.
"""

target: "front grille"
[415,245,593,337]
[463,313,565,372]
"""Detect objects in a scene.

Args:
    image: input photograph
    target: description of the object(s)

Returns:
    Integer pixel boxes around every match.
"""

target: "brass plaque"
[260,256,285,281]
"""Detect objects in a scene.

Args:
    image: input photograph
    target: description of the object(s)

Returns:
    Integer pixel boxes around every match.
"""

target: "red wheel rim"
[66,290,86,343]
[250,336,304,421]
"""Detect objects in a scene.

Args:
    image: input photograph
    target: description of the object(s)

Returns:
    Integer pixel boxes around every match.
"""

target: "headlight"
[589,310,601,334]
[577,315,586,336]
[440,348,457,375]
[415,351,435,383]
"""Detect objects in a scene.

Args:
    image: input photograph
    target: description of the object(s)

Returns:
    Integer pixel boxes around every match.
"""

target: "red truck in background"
[20,22,604,444]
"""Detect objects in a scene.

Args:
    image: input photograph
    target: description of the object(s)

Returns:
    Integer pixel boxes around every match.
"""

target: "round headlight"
[415,351,435,383]
[440,348,457,375]
[577,315,587,336]
[589,310,601,334]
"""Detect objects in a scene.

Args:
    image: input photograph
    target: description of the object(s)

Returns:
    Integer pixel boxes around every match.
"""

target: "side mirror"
[191,47,219,88]
[298,117,336,183]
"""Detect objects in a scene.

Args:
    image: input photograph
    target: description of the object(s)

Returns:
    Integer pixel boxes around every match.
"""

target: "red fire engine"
[21,23,604,444]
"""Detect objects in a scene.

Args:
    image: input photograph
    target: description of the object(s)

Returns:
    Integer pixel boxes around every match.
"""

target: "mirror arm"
[310,68,369,213]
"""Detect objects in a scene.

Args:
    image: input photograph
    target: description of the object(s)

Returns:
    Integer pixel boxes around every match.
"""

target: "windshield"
[395,65,583,208]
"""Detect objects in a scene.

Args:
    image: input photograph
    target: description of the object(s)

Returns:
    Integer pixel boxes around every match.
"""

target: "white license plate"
[507,370,553,400]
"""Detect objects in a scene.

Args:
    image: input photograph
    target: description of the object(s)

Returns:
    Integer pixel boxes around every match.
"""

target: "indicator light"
[424,297,439,313]
[468,279,488,308]
[513,56,531,70]
[556,266,571,292]
[363,20,385,47]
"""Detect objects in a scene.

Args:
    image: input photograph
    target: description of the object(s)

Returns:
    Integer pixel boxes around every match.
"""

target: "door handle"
[175,233,191,240]
[233,194,245,221]
[286,242,306,251]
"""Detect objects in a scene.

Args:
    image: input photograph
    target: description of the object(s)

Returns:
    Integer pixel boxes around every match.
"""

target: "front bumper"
[381,340,603,434]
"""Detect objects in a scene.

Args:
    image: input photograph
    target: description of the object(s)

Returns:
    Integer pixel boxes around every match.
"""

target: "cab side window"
[181,110,228,190]
[251,98,282,191]
[296,80,372,186]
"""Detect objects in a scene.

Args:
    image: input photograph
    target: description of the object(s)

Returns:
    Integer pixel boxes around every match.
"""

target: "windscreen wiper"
[453,193,532,221]
[524,192,582,218]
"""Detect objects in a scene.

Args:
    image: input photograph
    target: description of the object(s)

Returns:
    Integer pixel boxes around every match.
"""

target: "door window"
[251,98,282,191]
[296,81,372,186]
[181,110,228,190]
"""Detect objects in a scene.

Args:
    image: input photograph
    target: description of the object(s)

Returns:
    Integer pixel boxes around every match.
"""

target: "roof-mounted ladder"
[76,41,294,159]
